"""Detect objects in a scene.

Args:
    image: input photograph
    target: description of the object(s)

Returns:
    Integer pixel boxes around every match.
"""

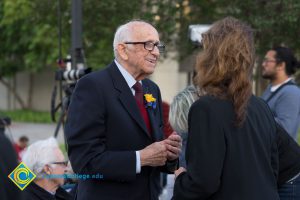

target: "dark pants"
[279,175,300,200]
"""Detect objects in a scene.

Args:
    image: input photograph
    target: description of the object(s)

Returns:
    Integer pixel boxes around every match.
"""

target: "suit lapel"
[142,80,163,142]
[107,63,150,138]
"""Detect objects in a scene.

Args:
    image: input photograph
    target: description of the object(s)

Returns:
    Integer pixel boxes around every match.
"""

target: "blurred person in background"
[22,137,72,200]
[261,46,300,141]
[14,135,29,162]
[161,101,174,191]
[173,17,279,200]
[169,85,199,168]
[162,101,173,138]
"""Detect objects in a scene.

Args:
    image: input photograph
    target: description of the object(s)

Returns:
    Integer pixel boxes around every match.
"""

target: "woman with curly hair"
[172,17,279,200]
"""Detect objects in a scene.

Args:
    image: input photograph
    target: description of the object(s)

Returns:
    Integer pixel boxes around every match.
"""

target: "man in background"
[261,46,300,140]
[14,135,29,162]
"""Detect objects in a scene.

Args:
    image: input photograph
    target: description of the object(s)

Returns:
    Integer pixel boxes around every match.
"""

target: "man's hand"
[140,141,167,167]
[164,132,182,161]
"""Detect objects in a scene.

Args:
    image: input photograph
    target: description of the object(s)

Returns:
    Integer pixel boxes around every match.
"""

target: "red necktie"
[133,82,143,105]
[132,82,152,135]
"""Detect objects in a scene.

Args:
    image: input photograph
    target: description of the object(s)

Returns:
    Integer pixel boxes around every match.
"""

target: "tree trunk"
[0,77,27,109]
[27,73,34,109]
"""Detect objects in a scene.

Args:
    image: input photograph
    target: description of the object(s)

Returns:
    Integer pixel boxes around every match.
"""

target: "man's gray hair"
[22,137,60,178]
[113,23,131,58]
[113,20,155,58]
[169,85,199,134]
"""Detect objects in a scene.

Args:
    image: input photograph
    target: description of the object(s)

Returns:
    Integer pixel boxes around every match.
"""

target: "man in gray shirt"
[261,46,300,140]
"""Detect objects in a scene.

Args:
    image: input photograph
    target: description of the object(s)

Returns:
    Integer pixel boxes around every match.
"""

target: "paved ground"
[160,175,175,200]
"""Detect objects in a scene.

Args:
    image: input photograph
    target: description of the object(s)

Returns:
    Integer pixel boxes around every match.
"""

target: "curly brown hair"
[194,17,255,126]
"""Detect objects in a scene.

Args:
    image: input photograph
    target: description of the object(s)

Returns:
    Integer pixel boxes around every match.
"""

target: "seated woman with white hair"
[22,137,72,200]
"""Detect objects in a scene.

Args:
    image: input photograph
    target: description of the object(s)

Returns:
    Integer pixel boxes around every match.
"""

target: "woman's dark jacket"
[277,123,300,186]
[24,182,72,200]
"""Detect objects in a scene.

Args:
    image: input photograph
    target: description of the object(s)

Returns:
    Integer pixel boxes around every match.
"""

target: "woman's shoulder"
[192,95,213,109]
[191,95,233,115]
[249,95,271,109]
[193,95,231,107]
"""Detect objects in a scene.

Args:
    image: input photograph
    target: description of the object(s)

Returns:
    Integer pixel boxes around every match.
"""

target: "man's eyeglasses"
[262,58,277,64]
[124,41,165,53]
[50,161,68,167]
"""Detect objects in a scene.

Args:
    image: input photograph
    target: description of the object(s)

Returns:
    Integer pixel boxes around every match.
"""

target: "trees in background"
[0,0,70,108]
[0,0,180,109]
[177,0,300,93]
[0,0,299,109]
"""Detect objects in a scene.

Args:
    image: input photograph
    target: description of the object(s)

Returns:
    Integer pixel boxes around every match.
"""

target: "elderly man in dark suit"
[65,20,181,200]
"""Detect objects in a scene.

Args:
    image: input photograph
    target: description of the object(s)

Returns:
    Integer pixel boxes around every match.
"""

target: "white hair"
[113,20,156,58]
[22,137,60,177]
[113,23,131,58]
[169,85,199,134]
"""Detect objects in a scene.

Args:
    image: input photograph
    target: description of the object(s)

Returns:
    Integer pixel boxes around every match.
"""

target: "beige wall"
[0,55,186,111]
[0,79,9,109]
[30,69,55,111]
[0,68,55,111]
[151,52,188,104]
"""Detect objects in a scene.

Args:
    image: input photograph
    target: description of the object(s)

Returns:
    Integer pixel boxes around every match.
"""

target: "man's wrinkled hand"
[140,141,167,167]
[164,132,182,161]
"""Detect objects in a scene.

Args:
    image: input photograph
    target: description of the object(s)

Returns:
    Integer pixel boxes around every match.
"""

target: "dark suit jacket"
[173,95,279,200]
[65,61,173,200]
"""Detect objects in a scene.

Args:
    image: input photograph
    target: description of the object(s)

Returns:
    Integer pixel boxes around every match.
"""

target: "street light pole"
[71,0,85,70]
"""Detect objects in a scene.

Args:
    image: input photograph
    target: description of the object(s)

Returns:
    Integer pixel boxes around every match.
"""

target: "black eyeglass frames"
[124,41,165,53]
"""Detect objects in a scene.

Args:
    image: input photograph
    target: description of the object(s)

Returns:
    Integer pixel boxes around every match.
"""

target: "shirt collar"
[114,59,141,89]
[270,77,292,92]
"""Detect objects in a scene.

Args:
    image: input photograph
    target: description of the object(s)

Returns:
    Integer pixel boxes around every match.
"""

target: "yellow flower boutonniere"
[144,94,157,109]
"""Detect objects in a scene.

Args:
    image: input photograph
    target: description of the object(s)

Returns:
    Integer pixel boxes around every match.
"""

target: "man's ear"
[117,43,128,60]
[276,62,286,72]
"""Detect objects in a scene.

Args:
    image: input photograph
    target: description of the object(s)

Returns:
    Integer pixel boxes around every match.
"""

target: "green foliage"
[0,109,52,123]
[0,0,70,76]
[216,0,300,55]
[1,0,299,78]
[176,0,223,60]
[177,0,300,60]
[0,0,180,76]
[82,0,179,68]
